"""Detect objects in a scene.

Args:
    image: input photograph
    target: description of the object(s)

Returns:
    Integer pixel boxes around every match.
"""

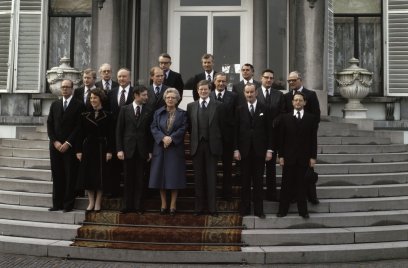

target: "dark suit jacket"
[47,98,85,146]
[284,87,321,122]
[147,84,168,111]
[164,70,184,99]
[210,90,238,143]
[115,103,154,160]
[187,99,223,156]
[278,111,318,166]
[95,80,119,90]
[232,80,261,105]
[107,86,134,121]
[186,71,217,101]
[234,102,272,158]
[73,87,93,110]
[257,87,285,122]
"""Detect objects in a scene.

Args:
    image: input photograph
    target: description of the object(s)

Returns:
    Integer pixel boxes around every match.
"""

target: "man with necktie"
[95,63,119,92]
[234,83,272,218]
[73,68,97,110]
[232,63,262,105]
[147,66,168,110]
[158,53,184,101]
[186,53,217,101]
[277,92,318,219]
[256,69,285,202]
[187,80,223,216]
[210,72,238,201]
[47,79,85,212]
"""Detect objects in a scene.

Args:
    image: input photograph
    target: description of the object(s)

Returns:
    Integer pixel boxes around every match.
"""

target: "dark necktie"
[135,105,141,119]
[84,89,90,104]
[266,89,271,104]
[217,92,222,102]
[119,89,126,106]
[63,100,67,111]
[250,104,254,117]
[297,111,301,120]
[105,82,110,90]
[163,72,167,83]
[207,74,211,82]
[201,100,207,109]
[155,86,160,98]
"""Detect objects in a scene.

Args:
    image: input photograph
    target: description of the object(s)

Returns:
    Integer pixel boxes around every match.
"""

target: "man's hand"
[117,151,124,160]
[147,153,152,162]
[310,158,316,167]
[234,150,241,161]
[265,151,272,161]
[53,141,62,151]
[59,142,70,153]
[76,153,82,161]
[106,153,112,162]
[279,157,285,166]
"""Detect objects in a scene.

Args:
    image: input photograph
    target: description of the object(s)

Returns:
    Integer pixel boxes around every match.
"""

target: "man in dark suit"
[284,71,321,204]
[47,79,85,212]
[277,92,318,219]
[116,85,154,214]
[107,68,135,197]
[210,72,238,201]
[73,68,96,110]
[257,69,285,201]
[234,83,272,218]
[232,63,261,105]
[187,80,223,216]
[147,66,168,110]
[186,53,217,101]
[158,53,184,100]
[95,63,119,91]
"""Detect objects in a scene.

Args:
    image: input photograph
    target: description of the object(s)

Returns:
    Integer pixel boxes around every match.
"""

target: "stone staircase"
[0,121,407,264]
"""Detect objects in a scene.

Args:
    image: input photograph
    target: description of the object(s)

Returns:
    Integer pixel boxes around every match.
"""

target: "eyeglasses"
[159,61,171,65]
[262,76,274,80]
[287,78,299,83]
[101,70,111,73]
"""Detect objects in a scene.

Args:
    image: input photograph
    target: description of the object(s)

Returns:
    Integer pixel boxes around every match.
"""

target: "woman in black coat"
[76,88,114,212]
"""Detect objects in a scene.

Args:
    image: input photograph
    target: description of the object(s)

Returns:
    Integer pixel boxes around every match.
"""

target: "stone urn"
[46,57,82,96]
[336,58,373,119]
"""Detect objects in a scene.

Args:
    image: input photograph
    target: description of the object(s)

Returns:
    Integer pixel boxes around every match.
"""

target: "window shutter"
[13,0,44,93]
[385,0,408,95]
[0,0,14,93]
[326,0,335,96]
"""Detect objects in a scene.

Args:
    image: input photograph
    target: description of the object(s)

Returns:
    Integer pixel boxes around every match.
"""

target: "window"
[0,0,46,93]
[334,0,382,96]
[48,0,91,72]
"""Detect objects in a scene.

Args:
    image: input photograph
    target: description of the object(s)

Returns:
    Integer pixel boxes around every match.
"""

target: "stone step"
[17,131,49,141]
[0,204,84,224]
[263,196,408,214]
[0,146,49,159]
[315,172,408,186]
[243,210,408,229]
[0,219,79,240]
[318,144,408,154]
[318,136,391,145]
[0,167,51,181]
[0,139,49,150]
[0,236,255,264]
[319,122,358,131]
[318,128,374,137]
[317,152,408,164]
[242,241,408,264]
[242,224,408,246]
[0,190,51,207]
[0,156,50,169]
[0,177,52,194]
[313,162,408,175]
[316,184,408,199]
[35,125,47,133]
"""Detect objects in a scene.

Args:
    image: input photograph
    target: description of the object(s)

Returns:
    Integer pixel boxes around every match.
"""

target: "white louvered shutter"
[0,0,14,92]
[385,0,408,95]
[13,0,44,93]
[327,0,334,96]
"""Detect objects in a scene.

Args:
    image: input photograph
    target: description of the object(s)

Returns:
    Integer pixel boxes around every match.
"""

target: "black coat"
[186,71,217,101]
[284,87,321,122]
[232,80,261,105]
[210,90,238,143]
[164,70,184,99]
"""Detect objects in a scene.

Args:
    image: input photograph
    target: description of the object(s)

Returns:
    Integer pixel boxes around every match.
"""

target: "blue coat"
[149,107,187,189]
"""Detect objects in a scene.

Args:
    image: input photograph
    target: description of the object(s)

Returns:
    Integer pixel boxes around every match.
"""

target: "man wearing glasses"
[283,71,321,205]
[95,63,119,92]
[158,53,184,101]
[257,69,285,202]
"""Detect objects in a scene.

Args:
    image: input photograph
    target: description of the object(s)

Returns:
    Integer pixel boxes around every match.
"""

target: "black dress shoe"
[193,211,203,216]
[63,208,73,213]
[48,207,60,211]
[309,198,320,205]
[276,213,287,218]
[255,213,266,219]
[300,213,310,219]
[170,208,176,216]
[160,208,168,215]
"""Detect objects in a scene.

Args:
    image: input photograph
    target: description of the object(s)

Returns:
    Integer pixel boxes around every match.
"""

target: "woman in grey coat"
[149,88,187,216]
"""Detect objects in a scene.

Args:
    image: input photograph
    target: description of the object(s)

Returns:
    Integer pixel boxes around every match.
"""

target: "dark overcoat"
[149,106,187,189]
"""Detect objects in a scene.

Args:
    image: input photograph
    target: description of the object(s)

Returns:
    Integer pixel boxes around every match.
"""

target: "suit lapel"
[208,100,216,124]
[257,88,266,104]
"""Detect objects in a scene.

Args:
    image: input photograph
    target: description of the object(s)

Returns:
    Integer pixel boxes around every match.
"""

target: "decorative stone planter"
[46,57,82,97]
[336,58,373,119]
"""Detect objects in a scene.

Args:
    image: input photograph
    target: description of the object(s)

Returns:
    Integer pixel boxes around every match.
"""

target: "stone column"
[253,0,267,78]
[289,0,327,115]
